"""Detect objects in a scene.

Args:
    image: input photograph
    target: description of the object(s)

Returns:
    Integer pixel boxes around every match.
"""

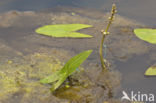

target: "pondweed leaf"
[134,28,156,44]
[40,50,93,92]
[40,71,61,84]
[50,73,67,92]
[145,64,156,76]
[35,24,93,38]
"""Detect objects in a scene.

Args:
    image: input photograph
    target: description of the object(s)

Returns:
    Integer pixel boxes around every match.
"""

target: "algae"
[0,52,64,102]
[0,49,121,103]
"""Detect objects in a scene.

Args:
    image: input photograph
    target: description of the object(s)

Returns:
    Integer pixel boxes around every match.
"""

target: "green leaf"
[35,24,93,38]
[50,73,67,92]
[40,71,61,84]
[134,28,156,44]
[60,50,93,75]
[40,50,92,91]
[145,64,156,76]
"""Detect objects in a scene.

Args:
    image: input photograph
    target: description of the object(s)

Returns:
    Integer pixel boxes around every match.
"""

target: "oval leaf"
[35,24,93,38]
[134,28,156,44]
[145,64,156,76]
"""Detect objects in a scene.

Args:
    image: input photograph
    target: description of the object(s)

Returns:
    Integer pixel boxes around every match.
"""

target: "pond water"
[0,0,156,26]
[0,0,156,103]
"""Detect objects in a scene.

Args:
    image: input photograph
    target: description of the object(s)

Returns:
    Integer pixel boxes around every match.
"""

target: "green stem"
[99,4,116,71]
[99,35,107,70]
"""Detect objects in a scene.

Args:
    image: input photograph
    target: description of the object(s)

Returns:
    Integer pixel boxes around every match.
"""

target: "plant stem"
[99,4,117,70]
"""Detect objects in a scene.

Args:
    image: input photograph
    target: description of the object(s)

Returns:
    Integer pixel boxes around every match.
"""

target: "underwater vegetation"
[35,4,117,94]
[0,49,121,103]
[0,6,133,102]
[35,2,155,102]
[0,1,155,103]
[0,52,64,102]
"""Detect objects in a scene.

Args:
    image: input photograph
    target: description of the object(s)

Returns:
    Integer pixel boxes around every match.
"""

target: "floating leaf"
[35,24,93,38]
[134,28,156,44]
[40,50,92,92]
[145,64,156,76]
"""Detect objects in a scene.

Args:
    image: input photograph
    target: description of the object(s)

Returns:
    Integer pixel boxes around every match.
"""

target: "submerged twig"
[99,4,117,71]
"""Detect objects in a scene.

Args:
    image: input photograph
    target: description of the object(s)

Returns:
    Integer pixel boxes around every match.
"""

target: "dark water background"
[0,0,156,26]
[0,0,156,101]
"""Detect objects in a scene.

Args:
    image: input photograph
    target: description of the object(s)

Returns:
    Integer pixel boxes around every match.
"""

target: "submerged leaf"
[134,28,156,44]
[40,50,92,91]
[35,24,93,38]
[145,64,156,76]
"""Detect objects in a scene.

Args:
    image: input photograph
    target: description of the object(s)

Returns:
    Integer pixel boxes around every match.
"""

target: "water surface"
[0,0,156,26]
[0,0,156,102]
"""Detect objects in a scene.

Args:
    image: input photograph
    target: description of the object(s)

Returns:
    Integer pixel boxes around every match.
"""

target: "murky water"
[0,0,156,26]
[0,0,156,103]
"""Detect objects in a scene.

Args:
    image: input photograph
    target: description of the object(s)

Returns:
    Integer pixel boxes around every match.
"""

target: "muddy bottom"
[0,7,155,103]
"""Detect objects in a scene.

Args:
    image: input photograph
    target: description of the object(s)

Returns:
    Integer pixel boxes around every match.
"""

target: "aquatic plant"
[35,18,94,92]
[134,28,156,44]
[35,24,93,38]
[99,4,117,70]
[134,28,156,76]
[35,4,117,95]
[145,64,156,76]
[40,50,92,92]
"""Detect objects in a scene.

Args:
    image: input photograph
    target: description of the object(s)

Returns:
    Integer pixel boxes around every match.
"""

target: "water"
[0,0,156,26]
[0,0,156,102]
